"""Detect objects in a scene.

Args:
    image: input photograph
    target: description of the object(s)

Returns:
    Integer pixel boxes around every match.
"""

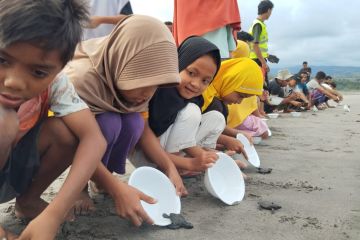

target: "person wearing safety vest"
[249,0,274,85]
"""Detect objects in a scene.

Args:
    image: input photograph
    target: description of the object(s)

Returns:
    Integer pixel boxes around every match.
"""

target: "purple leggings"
[95,112,144,174]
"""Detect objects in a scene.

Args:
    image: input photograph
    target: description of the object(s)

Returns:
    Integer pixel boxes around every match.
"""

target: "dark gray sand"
[1,94,359,240]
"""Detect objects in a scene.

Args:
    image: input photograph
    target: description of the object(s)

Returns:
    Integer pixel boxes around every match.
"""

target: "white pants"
[130,103,225,167]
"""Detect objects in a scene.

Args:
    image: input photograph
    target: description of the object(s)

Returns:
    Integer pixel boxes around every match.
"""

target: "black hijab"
[149,36,221,137]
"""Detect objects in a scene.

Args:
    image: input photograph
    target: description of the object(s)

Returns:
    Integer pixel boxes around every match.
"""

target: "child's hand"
[191,151,218,171]
[86,16,102,28]
[113,183,156,226]
[166,167,188,196]
[239,131,253,145]
[222,137,248,160]
[16,211,61,240]
[0,105,19,143]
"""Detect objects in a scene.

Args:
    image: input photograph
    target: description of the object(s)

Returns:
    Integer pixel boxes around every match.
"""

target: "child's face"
[300,74,308,83]
[288,79,297,88]
[118,85,158,106]
[0,42,63,109]
[222,92,253,105]
[177,55,217,99]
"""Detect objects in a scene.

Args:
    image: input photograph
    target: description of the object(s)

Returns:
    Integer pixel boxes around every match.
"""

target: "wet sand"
[1,93,359,240]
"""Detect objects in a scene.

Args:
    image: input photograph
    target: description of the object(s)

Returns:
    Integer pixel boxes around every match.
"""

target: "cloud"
[130,0,360,67]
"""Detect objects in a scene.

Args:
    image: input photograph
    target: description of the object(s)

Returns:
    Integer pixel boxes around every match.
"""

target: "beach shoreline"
[1,93,359,240]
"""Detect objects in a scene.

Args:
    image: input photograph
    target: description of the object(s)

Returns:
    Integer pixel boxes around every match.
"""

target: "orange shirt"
[173,0,241,46]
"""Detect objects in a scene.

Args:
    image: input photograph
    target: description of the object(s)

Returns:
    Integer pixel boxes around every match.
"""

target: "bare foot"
[15,197,48,220]
[235,160,248,169]
[73,189,95,216]
[15,197,75,222]
[0,226,17,240]
[89,180,106,195]
[261,131,269,139]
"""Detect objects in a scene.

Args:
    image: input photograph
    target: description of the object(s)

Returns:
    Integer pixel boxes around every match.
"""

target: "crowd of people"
[0,0,344,239]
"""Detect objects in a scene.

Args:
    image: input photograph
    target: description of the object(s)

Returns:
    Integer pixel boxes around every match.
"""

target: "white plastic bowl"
[204,152,245,205]
[290,111,302,117]
[268,95,283,105]
[236,133,261,167]
[128,167,181,226]
[253,136,262,145]
[267,113,279,119]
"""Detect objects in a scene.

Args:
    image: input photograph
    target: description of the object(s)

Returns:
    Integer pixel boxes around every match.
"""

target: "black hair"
[325,75,333,80]
[258,0,274,15]
[237,31,254,42]
[329,82,337,88]
[164,21,173,26]
[303,61,308,65]
[178,36,221,79]
[0,0,89,66]
[315,71,326,80]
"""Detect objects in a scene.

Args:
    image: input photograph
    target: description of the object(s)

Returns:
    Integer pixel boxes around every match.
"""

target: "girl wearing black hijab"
[133,36,224,174]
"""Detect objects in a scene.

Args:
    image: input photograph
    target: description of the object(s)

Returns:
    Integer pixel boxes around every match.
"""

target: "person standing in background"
[249,0,274,85]
[173,0,241,59]
[84,0,133,40]
[299,61,312,81]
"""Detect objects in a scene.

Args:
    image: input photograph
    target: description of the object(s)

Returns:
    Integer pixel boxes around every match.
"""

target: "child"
[307,71,339,109]
[136,36,224,175]
[202,58,264,167]
[228,41,269,139]
[0,1,107,239]
[65,15,187,222]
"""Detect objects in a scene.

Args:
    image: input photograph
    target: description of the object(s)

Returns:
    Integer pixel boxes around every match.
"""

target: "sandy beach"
[1,93,359,240]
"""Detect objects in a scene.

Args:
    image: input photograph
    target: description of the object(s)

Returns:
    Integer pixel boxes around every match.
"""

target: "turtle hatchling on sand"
[163,213,194,230]
[257,167,273,174]
[258,201,282,213]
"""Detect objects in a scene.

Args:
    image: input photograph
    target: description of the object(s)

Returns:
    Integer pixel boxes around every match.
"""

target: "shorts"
[0,122,42,203]
[202,25,236,59]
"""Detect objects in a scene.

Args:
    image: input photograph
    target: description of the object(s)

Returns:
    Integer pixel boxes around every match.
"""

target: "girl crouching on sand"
[65,15,185,226]
[202,58,264,168]
[132,36,224,176]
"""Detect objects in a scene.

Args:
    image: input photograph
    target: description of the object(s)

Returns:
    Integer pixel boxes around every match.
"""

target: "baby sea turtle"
[163,213,194,229]
[258,200,282,214]
[257,167,273,174]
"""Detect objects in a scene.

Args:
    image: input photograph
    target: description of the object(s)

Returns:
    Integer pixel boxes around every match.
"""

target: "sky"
[130,0,360,68]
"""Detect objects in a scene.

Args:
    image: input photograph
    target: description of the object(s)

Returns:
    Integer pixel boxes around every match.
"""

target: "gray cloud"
[238,0,360,67]
[131,0,360,67]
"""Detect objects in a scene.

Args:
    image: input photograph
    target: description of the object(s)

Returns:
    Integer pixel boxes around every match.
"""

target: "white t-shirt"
[306,79,321,93]
[321,83,332,90]
[49,73,88,117]
[83,0,129,40]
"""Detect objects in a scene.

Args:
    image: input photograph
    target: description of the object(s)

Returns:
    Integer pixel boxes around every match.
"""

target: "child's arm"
[18,109,107,240]
[182,146,218,171]
[222,126,253,144]
[217,134,248,159]
[0,105,18,169]
[138,121,187,196]
[86,15,126,28]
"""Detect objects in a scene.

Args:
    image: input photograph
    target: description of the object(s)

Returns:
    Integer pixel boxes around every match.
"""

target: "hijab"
[65,15,180,114]
[227,42,257,127]
[231,40,250,58]
[149,36,221,137]
[202,57,263,111]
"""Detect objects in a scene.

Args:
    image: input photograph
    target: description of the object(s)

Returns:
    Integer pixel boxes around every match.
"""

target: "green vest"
[249,19,269,59]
